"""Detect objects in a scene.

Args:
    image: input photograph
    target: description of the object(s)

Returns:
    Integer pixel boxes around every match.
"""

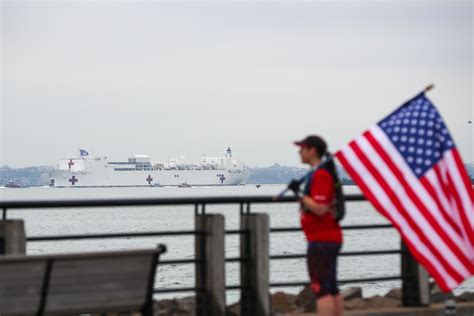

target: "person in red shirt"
[294,135,343,316]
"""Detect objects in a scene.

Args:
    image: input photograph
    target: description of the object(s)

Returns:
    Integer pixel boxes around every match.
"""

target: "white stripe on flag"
[357,129,471,277]
[424,170,459,226]
[437,156,474,257]
[425,168,474,261]
[339,142,457,289]
[436,160,461,220]
[445,151,474,233]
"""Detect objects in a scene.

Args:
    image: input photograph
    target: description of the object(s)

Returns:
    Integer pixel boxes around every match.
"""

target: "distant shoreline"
[1,163,473,188]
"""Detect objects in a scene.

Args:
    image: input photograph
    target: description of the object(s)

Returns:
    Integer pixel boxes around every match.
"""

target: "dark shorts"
[306,241,341,298]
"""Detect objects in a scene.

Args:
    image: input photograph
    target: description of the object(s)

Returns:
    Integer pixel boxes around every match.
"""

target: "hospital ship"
[50,147,248,187]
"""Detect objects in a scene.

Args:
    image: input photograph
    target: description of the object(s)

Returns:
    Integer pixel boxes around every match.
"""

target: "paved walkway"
[289,301,474,316]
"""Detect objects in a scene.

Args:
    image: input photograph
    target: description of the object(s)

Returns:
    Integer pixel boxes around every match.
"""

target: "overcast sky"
[1,1,473,168]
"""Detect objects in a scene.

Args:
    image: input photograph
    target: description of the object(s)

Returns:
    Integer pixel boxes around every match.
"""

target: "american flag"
[335,92,474,292]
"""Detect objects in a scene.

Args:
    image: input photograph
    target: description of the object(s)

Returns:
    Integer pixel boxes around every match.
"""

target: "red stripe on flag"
[446,171,468,231]
[450,150,474,244]
[335,148,452,291]
[419,176,462,236]
[363,132,474,274]
[430,164,474,257]
[445,165,474,251]
[437,157,474,249]
[349,139,465,282]
[432,164,455,215]
[434,162,474,251]
[452,149,474,201]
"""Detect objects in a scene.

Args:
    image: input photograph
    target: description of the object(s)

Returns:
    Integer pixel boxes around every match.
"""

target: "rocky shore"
[152,286,474,316]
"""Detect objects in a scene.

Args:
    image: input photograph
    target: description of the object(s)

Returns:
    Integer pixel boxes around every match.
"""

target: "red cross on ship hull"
[69,176,78,185]
[146,175,153,185]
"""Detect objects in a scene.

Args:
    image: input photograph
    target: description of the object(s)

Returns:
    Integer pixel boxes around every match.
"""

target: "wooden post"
[401,241,430,306]
[0,220,26,255]
[240,213,270,316]
[195,214,226,316]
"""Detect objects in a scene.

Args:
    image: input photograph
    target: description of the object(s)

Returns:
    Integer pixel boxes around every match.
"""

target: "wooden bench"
[0,244,166,316]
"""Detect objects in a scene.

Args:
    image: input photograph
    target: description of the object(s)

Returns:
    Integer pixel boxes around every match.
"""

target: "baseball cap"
[293,135,327,155]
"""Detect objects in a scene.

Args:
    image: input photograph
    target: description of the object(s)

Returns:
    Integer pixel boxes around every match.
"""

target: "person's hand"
[299,195,311,212]
[288,179,301,195]
[328,200,337,217]
[299,195,306,208]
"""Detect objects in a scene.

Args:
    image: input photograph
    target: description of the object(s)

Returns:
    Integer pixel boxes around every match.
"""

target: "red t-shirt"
[300,168,343,243]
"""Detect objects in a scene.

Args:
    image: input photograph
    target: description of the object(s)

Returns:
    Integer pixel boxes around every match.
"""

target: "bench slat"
[45,254,153,313]
[0,261,47,314]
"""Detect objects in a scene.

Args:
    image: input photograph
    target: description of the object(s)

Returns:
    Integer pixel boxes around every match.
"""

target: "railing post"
[240,213,270,316]
[401,240,430,306]
[195,214,226,316]
[0,220,26,255]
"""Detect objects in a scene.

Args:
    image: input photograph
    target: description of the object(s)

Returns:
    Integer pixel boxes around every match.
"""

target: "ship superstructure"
[50,147,248,187]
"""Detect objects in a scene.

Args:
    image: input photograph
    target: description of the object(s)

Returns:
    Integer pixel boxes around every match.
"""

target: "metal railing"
[0,194,424,314]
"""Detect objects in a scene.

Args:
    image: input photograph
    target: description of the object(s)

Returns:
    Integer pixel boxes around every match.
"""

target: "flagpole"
[424,83,434,93]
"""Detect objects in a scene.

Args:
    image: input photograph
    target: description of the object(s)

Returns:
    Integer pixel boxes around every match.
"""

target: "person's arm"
[300,196,332,216]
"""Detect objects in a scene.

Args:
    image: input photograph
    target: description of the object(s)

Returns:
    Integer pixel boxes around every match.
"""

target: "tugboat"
[4,181,21,188]
[178,182,192,188]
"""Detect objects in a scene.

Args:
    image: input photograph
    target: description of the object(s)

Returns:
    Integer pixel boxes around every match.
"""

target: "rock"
[384,288,402,301]
[344,298,367,310]
[175,297,195,314]
[342,287,363,301]
[364,295,400,309]
[153,296,195,316]
[271,291,299,313]
[154,299,175,316]
[457,291,474,302]
[295,286,316,312]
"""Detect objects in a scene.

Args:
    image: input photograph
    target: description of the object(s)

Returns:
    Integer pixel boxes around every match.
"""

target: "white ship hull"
[51,169,248,187]
[50,150,248,187]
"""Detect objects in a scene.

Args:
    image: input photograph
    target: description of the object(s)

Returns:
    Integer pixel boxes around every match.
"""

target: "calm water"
[1,185,472,303]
